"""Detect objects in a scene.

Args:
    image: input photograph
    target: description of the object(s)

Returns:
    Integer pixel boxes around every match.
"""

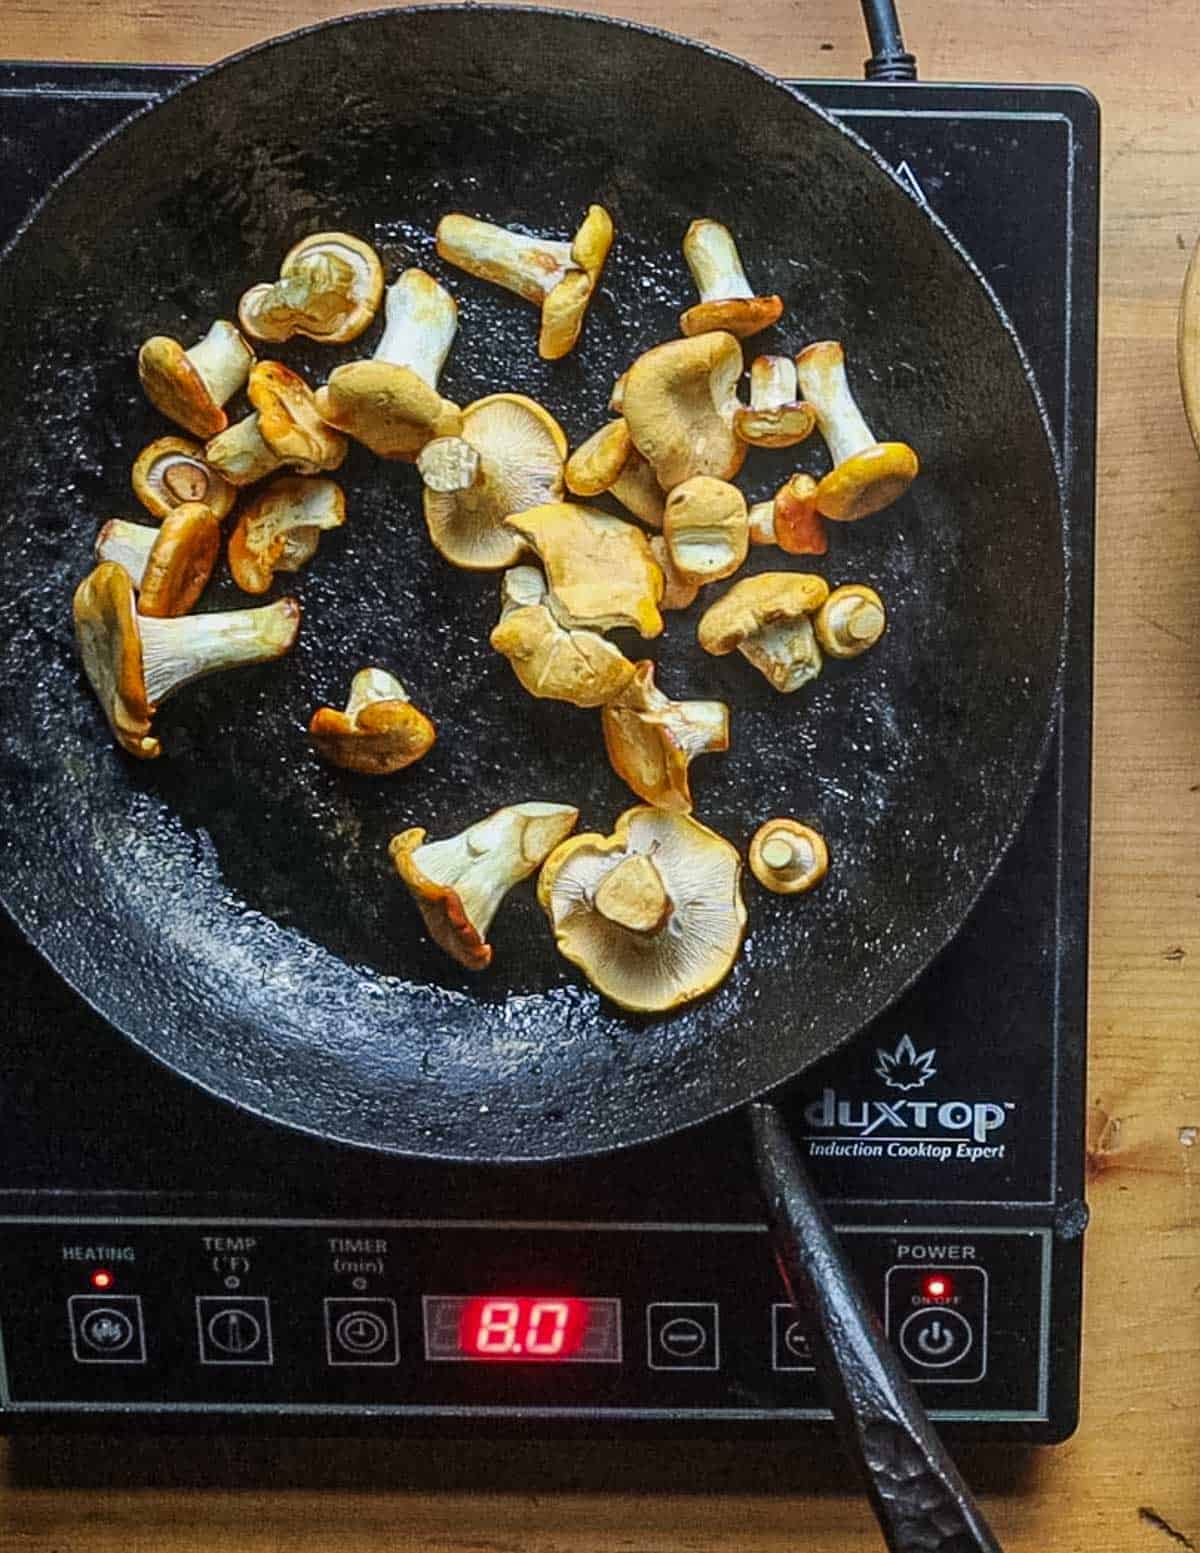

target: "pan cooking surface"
[0,8,1064,1159]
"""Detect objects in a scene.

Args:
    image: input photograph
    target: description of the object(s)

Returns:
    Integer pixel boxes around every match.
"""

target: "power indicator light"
[923,1276,951,1300]
[90,1269,115,1291]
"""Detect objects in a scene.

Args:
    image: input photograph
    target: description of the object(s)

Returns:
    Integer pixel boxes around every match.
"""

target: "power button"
[898,1307,973,1369]
[884,1264,988,1383]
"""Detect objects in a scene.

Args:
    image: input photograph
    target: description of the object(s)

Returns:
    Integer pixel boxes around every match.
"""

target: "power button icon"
[898,1307,973,1369]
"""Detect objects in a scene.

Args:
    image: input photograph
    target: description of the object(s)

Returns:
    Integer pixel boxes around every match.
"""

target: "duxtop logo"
[875,1034,937,1092]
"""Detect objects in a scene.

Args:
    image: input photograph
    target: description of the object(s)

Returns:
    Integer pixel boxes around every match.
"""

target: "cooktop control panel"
[0,1221,1051,1425]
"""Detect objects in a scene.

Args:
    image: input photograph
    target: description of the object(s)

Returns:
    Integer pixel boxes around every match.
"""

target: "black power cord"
[860,0,918,80]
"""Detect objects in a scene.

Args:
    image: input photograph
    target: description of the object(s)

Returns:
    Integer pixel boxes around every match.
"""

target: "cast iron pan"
[0,11,1061,1547]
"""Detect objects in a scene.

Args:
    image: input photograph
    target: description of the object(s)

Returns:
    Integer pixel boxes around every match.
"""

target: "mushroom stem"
[374,270,459,387]
[594,853,673,936]
[436,215,575,304]
[185,320,255,406]
[417,435,483,494]
[760,832,814,878]
[205,415,281,486]
[748,500,777,546]
[95,519,155,587]
[795,341,875,467]
[750,354,798,411]
[683,219,755,303]
[138,597,300,704]
[344,666,410,720]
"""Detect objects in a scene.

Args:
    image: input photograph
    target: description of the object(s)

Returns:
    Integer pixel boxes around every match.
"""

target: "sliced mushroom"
[314,269,462,460]
[649,536,701,611]
[734,356,816,449]
[308,667,435,775]
[609,370,629,413]
[662,476,749,585]
[137,320,254,439]
[813,584,887,658]
[537,805,746,1013]
[489,566,636,707]
[419,394,567,571]
[436,205,613,360]
[679,219,783,340]
[73,562,299,759]
[749,818,829,894]
[390,801,579,970]
[794,341,919,520]
[95,504,220,618]
[698,572,830,693]
[565,419,666,528]
[131,436,236,521]
[228,476,346,595]
[206,362,347,487]
[747,473,827,556]
[622,332,746,489]
[504,502,664,638]
[238,232,384,345]
[602,661,729,813]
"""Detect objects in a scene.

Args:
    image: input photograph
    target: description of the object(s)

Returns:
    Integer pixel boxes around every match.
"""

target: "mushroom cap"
[697,572,831,656]
[680,294,784,340]
[424,394,566,571]
[309,667,435,775]
[248,360,347,473]
[72,561,157,759]
[648,535,701,611]
[228,475,346,595]
[137,502,221,618]
[749,818,829,894]
[138,336,229,440]
[390,801,579,970]
[662,476,749,585]
[315,361,462,461]
[816,440,919,521]
[813,584,887,658]
[539,204,614,360]
[772,473,827,555]
[238,231,384,345]
[564,418,632,496]
[733,398,816,449]
[538,805,746,1013]
[504,501,664,637]
[601,660,729,813]
[622,332,746,489]
[131,436,236,521]
[490,566,636,707]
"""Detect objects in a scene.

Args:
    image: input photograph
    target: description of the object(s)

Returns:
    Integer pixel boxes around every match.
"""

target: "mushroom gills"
[138,598,300,703]
[740,614,823,693]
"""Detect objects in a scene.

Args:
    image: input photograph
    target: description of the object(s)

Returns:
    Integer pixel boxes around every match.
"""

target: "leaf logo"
[875,1034,937,1091]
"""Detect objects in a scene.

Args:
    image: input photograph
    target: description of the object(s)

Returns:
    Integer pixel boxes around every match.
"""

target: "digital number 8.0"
[474,1299,571,1356]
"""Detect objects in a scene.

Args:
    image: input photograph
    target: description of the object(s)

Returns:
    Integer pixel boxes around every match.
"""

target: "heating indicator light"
[90,1269,114,1291]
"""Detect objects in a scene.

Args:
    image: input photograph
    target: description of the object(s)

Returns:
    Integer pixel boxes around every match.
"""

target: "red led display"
[459,1297,588,1361]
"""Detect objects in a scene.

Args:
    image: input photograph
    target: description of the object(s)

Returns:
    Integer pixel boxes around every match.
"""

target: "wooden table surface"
[1,0,1198,1549]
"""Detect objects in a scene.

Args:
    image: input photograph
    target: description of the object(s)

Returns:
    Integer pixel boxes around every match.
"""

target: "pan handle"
[749,1102,1002,1553]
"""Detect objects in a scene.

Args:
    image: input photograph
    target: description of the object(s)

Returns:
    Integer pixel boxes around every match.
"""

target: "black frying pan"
[0,10,1062,1548]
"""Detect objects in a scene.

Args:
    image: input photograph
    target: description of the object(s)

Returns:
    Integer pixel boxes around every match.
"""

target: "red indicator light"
[924,1276,951,1300]
[90,1269,114,1291]
[460,1297,587,1361]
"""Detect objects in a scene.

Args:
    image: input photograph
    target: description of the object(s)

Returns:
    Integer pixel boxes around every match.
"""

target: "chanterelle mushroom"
[95,504,220,618]
[490,566,636,707]
[228,476,345,595]
[795,341,919,520]
[419,394,567,571]
[73,562,299,759]
[436,205,613,360]
[205,361,347,487]
[390,801,579,970]
[238,232,384,345]
[504,502,664,637]
[734,356,816,449]
[622,332,746,489]
[537,805,747,1013]
[662,476,749,585]
[749,818,829,895]
[601,661,729,813]
[679,219,783,340]
[138,320,254,439]
[813,584,887,658]
[314,268,462,460]
[309,668,435,775]
[565,419,665,529]
[649,536,701,611]
[131,436,235,521]
[698,572,830,693]
[747,473,827,556]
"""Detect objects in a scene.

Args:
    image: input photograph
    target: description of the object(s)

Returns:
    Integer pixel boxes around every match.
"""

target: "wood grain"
[1,1,1199,1550]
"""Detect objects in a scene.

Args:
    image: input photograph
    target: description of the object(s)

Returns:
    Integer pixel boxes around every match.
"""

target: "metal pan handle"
[749,1102,1002,1553]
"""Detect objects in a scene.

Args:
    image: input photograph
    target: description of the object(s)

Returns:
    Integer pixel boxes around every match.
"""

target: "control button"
[68,1295,146,1365]
[196,1295,273,1365]
[646,1303,719,1371]
[898,1307,973,1369]
[324,1298,400,1366]
[771,1304,815,1372]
